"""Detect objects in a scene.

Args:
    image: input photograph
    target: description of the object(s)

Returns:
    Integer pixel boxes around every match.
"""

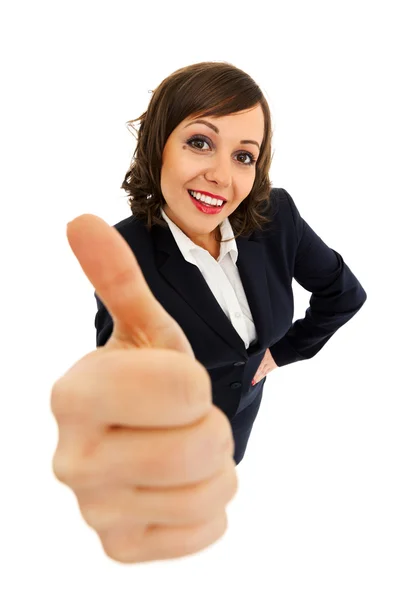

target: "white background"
[1,0,399,598]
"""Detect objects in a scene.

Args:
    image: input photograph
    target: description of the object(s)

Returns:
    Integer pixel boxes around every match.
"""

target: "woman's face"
[160,103,264,249]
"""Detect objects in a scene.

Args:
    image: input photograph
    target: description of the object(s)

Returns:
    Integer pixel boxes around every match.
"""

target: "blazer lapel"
[152,223,272,358]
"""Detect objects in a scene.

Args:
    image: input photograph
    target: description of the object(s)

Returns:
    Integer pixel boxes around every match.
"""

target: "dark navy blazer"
[94,187,367,421]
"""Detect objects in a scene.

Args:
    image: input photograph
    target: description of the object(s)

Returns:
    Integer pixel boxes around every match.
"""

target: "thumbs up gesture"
[50,214,238,564]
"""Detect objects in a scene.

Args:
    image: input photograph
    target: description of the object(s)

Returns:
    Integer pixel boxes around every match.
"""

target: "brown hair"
[121,61,276,243]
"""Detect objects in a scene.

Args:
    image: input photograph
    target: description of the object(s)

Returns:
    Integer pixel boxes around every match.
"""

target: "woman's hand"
[252,348,279,386]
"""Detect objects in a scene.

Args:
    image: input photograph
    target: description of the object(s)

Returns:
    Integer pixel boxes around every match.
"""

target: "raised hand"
[50,214,238,564]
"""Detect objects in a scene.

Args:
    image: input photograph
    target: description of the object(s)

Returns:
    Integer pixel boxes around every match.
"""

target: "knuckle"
[52,451,76,484]
[52,454,67,484]
[182,511,228,555]
[80,504,120,532]
[178,488,212,523]
[52,450,94,488]
[51,352,102,421]
[216,458,239,506]
[192,482,228,521]
[50,378,69,418]
[220,510,229,535]
[211,407,235,454]
[99,535,130,563]
[101,542,139,565]
[100,541,125,563]
[228,460,239,499]
[181,357,213,407]
[181,459,238,523]
[167,410,234,479]
[50,376,88,422]
[99,525,146,564]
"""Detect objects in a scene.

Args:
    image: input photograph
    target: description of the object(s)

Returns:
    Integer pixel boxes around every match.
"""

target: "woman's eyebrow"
[184,119,260,150]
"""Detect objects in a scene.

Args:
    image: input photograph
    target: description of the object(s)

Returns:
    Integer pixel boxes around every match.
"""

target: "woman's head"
[121,61,275,243]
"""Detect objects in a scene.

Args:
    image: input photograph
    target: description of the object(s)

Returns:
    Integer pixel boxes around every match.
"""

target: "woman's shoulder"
[257,187,296,229]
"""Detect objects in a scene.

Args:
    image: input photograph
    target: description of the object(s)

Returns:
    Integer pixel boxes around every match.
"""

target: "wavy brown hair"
[121,61,276,243]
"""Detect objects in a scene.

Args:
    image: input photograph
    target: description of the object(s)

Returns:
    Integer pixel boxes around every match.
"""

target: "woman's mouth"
[188,190,226,215]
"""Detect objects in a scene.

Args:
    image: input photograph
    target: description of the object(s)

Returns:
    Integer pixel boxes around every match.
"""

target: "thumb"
[66,213,195,358]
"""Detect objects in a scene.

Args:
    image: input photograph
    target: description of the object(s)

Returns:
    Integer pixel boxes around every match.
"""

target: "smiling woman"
[103,61,366,466]
[121,61,276,247]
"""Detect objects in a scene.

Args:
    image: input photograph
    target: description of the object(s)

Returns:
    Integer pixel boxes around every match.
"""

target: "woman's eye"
[187,135,256,166]
[191,138,209,150]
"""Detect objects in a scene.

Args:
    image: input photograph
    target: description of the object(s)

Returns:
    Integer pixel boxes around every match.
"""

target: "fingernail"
[252,379,256,386]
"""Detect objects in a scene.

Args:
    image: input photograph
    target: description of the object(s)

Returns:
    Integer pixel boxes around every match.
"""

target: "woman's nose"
[206,156,232,187]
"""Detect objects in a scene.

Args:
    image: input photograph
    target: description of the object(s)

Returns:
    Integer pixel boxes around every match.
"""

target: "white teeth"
[189,190,223,207]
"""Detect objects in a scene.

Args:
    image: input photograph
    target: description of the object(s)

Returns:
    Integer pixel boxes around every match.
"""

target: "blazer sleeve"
[94,292,113,347]
[268,188,367,368]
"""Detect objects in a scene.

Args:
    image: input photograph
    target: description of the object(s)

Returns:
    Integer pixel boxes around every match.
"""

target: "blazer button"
[233,361,245,367]
[230,382,242,389]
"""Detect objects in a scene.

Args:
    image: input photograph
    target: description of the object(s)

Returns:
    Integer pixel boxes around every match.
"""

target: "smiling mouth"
[188,190,227,206]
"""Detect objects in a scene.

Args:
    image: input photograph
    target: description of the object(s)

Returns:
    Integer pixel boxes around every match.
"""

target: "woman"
[94,60,367,466]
